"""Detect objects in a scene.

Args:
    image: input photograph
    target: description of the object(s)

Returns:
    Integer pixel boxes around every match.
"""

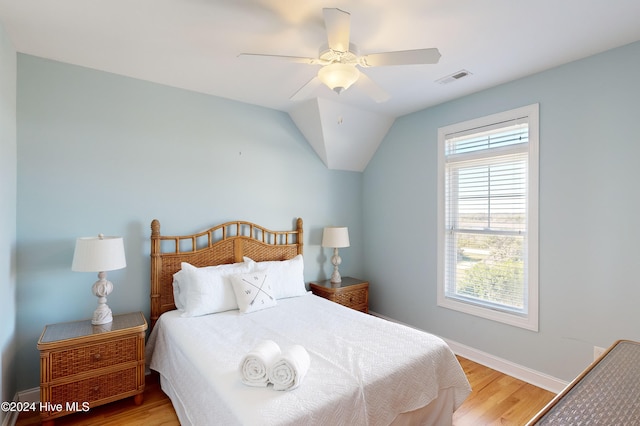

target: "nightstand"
[37,312,147,425]
[309,277,369,313]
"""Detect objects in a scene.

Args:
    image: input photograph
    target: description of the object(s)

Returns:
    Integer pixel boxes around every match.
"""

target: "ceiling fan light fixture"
[318,63,360,94]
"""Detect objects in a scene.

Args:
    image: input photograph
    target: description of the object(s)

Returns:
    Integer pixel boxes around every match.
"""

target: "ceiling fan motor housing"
[319,43,360,65]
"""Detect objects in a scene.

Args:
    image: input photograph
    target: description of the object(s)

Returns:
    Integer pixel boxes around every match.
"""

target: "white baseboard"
[443,339,566,394]
[16,387,39,404]
[370,310,567,394]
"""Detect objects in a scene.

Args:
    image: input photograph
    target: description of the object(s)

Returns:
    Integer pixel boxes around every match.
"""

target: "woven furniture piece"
[528,340,640,425]
[309,277,369,313]
[37,312,147,425]
[150,218,304,329]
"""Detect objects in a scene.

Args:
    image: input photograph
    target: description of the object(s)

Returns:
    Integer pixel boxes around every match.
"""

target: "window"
[437,104,539,331]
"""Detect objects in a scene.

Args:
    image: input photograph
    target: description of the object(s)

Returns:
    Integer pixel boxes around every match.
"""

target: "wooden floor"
[453,357,555,426]
[17,357,555,425]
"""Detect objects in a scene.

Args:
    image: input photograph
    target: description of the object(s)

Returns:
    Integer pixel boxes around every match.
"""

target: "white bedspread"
[147,293,470,426]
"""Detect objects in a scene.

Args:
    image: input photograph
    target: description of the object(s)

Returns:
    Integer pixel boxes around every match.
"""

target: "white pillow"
[230,271,277,314]
[172,269,186,311]
[179,261,251,317]
[243,254,306,299]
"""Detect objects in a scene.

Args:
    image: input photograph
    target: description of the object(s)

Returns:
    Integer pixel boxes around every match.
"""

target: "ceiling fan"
[239,8,441,103]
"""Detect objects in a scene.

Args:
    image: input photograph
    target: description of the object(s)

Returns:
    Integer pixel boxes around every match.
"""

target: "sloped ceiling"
[1,0,639,170]
[289,98,394,172]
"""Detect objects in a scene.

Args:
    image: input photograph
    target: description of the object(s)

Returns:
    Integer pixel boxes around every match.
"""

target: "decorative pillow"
[179,261,251,317]
[230,271,277,314]
[244,255,306,299]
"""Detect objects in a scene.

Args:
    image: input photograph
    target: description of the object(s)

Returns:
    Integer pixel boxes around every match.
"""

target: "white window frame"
[437,104,539,331]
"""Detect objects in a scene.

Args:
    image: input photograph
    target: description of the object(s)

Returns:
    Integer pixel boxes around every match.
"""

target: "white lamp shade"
[322,227,350,248]
[317,63,360,93]
[72,235,126,272]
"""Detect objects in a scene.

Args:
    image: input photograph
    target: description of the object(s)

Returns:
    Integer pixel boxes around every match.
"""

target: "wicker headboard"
[150,218,303,329]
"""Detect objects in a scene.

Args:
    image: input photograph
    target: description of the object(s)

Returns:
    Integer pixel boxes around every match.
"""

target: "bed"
[146,218,471,425]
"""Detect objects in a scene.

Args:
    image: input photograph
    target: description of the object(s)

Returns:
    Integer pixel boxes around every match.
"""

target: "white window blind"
[437,104,539,331]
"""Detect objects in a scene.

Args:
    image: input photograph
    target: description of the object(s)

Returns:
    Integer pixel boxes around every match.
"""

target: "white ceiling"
[2,0,640,170]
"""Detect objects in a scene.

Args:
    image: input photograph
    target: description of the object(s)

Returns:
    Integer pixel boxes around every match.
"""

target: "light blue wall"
[16,54,364,390]
[0,21,17,422]
[14,40,640,393]
[363,40,640,382]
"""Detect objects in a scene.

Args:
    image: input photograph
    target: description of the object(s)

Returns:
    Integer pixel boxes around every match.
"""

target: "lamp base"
[92,303,113,325]
[92,272,114,325]
[330,248,342,284]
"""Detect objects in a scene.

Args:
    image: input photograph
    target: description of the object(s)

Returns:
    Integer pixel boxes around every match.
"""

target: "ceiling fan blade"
[238,53,329,65]
[290,76,323,101]
[356,71,390,103]
[323,8,350,52]
[359,48,441,67]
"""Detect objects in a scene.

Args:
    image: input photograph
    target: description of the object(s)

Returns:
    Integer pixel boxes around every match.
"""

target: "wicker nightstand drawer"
[333,287,367,307]
[50,336,138,380]
[309,277,369,313]
[49,367,138,407]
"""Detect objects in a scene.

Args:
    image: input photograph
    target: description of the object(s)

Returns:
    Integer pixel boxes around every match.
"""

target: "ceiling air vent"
[436,69,472,85]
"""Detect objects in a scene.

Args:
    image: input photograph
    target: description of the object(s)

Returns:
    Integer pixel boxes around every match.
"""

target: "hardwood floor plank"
[17,357,555,425]
[453,357,556,426]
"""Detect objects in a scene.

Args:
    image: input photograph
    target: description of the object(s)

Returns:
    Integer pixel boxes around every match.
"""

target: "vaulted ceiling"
[1,0,639,171]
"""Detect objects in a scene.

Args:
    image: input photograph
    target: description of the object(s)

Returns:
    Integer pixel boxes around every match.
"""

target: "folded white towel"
[240,340,281,387]
[268,345,311,391]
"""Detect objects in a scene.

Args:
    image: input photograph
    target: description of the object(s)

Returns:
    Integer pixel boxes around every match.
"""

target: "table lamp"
[72,234,126,325]
[322,226,350,284]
